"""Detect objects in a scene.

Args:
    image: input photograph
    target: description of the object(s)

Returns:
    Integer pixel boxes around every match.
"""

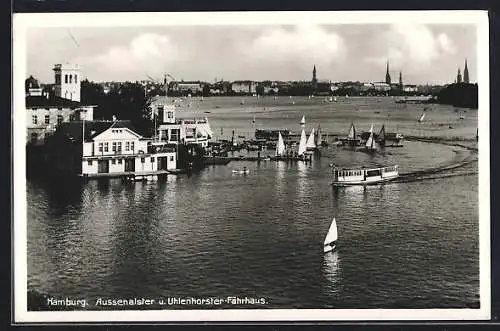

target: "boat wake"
[395,138,478,184]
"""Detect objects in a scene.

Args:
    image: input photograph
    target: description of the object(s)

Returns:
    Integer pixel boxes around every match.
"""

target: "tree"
[82,80,153,137]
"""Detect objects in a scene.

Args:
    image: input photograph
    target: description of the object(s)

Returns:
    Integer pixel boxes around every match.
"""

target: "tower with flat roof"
[53,63,81,102]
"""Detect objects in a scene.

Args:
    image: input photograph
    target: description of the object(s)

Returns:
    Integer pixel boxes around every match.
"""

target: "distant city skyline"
[26,23,477,86]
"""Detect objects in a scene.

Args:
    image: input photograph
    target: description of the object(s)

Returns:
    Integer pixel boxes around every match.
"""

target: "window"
[131,141,135,151]
[32,115,37,125]
[112,142,117,152]
[57,115,63,125]
[57,107,63,111]
[167,111,173,119]
[104,142,109,152]
[111,159,116,165]
[125,142,130,151]
[30,132,37,142]
[151,157,155,162]
[44,115,50,124]
[98,142,103,153]
[118,159,122,164]
[69,75,72,84]
[88,160,93,166]
[141,157,145,163]
[75,75,78,83]
[170,156,174,161]
[65,74,68,83]
[45,107,50,111]
[117,142,122,152]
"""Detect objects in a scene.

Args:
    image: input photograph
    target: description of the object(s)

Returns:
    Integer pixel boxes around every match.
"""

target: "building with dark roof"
[25,64,96,146]
[46,120,176,176]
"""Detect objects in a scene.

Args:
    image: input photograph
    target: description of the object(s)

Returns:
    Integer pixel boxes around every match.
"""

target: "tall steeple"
[399,71,403,87]
[457,67,462,84]
[463,58,470,83]
[385,61,391,85]
[312,65,317,92]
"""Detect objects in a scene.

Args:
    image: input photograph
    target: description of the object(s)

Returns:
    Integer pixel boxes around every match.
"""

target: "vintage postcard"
[13,11,490,323]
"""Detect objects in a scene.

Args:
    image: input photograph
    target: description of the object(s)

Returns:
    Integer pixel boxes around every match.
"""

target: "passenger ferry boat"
[331,165,399,186]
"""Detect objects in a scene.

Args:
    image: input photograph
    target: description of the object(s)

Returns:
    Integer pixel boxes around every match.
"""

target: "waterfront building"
[372,82,391,92]
[25,68,95,146]
[231,80,257,95]
[152,102,214,148]
[169,81,204,95]
[46,120,176,176]
[463,59,470,83]
[403,85,418,93]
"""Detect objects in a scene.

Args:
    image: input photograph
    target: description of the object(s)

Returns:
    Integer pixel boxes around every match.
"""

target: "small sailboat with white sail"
[324,217,338,253]
[341,122,360,146]
[297,127,308,158]
[274,131,286,158]
[363,124,378,153]
[417,112,425,123]
[300,115,306,126]
[306,127,317,151]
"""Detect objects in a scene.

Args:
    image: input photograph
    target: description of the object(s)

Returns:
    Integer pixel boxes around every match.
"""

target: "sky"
[26,23,477,85]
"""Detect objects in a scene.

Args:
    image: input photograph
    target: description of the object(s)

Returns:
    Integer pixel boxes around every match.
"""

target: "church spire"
[463,58,470,83]
[385,61,391,85]
[457,67,462,84]
[399,71,403,87]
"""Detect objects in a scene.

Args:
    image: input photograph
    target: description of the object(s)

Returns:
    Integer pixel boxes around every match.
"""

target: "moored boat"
[232,166,249,175]
[331,165,399,186]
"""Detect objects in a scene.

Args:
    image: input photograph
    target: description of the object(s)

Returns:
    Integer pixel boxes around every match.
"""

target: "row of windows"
[64,74,78,84]
[32,115,64,125]
[98,141,135,153]
[31,107,65,111]
[87,155,174,165]
[338,170,363,177]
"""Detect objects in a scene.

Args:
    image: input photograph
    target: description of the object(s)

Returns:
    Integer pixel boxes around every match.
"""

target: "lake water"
[26,96,480,310]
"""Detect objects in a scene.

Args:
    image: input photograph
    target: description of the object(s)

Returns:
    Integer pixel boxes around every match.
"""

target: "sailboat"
[315,124,327,147]
[300,115,306,126]
[417,113,425,122]
[306,128,316,151]
[324,217,338,253]
[275,131,286,157]
[364,124,377,152]
[377,124,386,147]
[297,128,307,157]
[341,122,359,146]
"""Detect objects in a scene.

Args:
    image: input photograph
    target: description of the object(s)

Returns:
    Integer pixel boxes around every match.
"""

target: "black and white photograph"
[13,11,490,323]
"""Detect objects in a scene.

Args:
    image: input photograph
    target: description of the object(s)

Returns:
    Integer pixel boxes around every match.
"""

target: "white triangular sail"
[300,115,305,126]
[418,113,425,122]
[365,131,375,149]
[306,128,316,149]
[275,131,286,156]
[298,128,307,156]
[324,217,338,246]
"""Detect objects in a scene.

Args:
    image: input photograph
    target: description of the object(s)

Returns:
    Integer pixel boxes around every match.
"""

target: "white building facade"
[81,123,176,175]
[150,101,214,148]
